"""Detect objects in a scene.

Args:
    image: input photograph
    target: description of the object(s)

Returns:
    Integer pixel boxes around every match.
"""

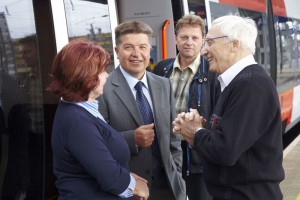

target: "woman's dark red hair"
[47,39,111,102]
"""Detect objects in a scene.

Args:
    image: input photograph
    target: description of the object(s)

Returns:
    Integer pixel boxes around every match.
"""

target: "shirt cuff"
[118,174,136,198]
[195,127,203,134]
[188,128,204,148]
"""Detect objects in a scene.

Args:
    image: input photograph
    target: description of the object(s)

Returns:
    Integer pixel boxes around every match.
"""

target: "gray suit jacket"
[98,67,185,200]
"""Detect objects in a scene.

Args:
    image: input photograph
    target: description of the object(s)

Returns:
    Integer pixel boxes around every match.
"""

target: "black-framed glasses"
[203,35,228,49]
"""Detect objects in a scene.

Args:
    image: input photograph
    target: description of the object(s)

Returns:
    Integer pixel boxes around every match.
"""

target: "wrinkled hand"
[131,173,149,200]
[173,109,205,146]
[134,124,155,147]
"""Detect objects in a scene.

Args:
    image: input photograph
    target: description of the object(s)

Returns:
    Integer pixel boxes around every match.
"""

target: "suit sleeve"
[98,96,139,156]
[120,130,139,156]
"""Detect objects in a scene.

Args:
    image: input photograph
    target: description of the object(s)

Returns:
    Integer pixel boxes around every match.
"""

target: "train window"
[188,1,272,73]
[207,2,271,74]
[0,0,45,199]
[63,0,115,73]
[187,0,207,30]
[275,16,300,93]
[188,0,206,19]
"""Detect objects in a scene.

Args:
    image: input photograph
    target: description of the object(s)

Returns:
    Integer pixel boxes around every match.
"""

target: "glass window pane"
[64,0,115,72]
[275,16,300,93]
[0,0,44,199]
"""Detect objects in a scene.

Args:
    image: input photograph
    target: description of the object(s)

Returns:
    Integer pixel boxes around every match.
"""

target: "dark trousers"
[184,173,212,200]
[181,141,212,200]
[150,170,175,200]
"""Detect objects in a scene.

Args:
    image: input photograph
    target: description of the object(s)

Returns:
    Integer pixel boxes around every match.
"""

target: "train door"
[0,0,57,199]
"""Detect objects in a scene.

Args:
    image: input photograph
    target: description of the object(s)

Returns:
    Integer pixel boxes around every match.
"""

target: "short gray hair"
[212,15,257,54]
[115,20,153,46]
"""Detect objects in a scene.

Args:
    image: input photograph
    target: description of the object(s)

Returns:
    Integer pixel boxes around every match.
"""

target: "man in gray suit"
[98,20,186,200]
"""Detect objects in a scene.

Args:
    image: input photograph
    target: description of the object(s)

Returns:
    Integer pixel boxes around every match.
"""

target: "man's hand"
[173,109,205,147]
[131,173,148,184]
[134,124,155,147]
[131,173,149,200]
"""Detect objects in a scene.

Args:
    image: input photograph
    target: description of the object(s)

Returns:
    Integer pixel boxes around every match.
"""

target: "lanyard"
[185,56,206,176]
[163,57,206,175]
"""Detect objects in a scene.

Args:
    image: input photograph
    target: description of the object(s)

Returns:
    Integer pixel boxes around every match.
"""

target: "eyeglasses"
[203,35,228,49]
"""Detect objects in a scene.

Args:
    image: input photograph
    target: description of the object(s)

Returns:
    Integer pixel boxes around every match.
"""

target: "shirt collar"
[173,53,201,75]
[61,98,106,122]
[120,65,149,90]
[218,55,257,92]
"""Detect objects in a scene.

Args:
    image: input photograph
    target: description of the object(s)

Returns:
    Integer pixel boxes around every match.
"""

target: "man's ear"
[114,47,119,59]
[232,40,240,52]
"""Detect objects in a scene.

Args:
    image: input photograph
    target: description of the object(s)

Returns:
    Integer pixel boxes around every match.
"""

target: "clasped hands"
[172,109,205,147]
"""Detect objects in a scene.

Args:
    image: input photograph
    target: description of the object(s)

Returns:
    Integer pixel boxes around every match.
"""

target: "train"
[0,0,299,199]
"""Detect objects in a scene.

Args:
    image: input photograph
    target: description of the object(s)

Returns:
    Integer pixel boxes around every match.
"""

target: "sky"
[0,0,35,39]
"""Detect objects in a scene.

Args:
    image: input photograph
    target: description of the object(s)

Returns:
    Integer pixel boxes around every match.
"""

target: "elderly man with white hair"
[173,15,284,200]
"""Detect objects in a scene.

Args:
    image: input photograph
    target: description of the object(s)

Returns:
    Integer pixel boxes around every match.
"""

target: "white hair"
[212,15,258,54]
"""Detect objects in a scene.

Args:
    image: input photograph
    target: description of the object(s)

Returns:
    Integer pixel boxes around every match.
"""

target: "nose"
[186,37,193,45]
[131,47,141,56]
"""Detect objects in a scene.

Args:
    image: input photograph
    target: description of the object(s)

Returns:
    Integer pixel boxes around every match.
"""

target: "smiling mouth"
[130,60,142,63]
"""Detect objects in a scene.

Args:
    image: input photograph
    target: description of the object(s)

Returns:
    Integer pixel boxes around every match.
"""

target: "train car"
[0,0,299,199]
[196,0,300,135]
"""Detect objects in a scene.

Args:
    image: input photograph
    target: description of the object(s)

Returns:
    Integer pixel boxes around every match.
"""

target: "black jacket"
[194,65,284,199]
[154,57,220,174]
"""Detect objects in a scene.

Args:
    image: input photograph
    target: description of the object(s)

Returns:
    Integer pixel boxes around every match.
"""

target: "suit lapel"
[111,67,143,125]
[147,73,164,141]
